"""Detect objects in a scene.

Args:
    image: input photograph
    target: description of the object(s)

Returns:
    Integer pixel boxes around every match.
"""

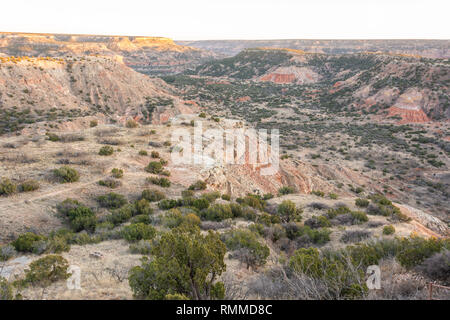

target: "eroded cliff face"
[0,55,193,133]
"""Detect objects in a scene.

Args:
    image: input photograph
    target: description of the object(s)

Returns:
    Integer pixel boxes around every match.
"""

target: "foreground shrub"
[0,245,16,261]
[0,277,14,300]
[158,199,178,210]
[22,255,70,287]
[18,180,40,192]
[0,178,17,196]
[97,192,127,209]
[128,226,226,300]
[53,166,80,183]
[221,229,270,269]
[396,236,447,269]
[121,223,156,242]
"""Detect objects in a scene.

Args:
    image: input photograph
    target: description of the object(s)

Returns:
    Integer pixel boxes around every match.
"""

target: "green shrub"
[221,194,231,201]
[128,226,226,300]
[0,277,13,300]
[221,229,270,269]
[277,200,302,222]
[97,192,127,209]
[181,190,195,198]
[199,112,207,118]
[99,145,114,156]
[12,233,45,253]
[107,206,133,226]
[139,150,148,156]
[141,189,165,202]
[18,180,39,192]
[311,190,325,197]
[47,133,60,142]
[0,178,17,196]
[355,198,369,208]
[53,166,80,183]
[133,199,154,216]
[22,255,70,287]
[158,199,178,210]
[146,177,171,188]
[383,225,395,235]
[98,178,121,189]
[57,199,96,232]
[145,161,163,174]
[121,223,156,242]
[188,180,207,191]
[89,120,98,127]
[396,237,446,269]
[111,168,124,178]
[162,209,201,229]
[200,204,233,221]
[278,186,294,195]
[350,211,369,224]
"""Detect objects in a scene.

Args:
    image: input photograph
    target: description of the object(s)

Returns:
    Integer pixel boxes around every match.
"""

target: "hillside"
[0,32,218,75]
[0,55,194,134]
[189,49,450,121]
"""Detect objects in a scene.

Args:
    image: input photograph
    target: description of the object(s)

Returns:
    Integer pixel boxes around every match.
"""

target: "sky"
[0,0,448,40]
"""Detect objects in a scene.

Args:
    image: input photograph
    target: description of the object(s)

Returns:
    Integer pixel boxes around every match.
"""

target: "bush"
[383,225,396,235]
[99,145,114,156]
[89,120,98,127]
[57,199,96,232]
[53,166,80,183]
[107,206,133,226]
[304,216,331,229]
[18,180,39,192]
[181,190,195,198]
[416,250,450,284]
[221,194,231,201]
[128,226,226,300]
[0,178,17,196]
[277,200,302,223]
[151,151,160,158]
[200,204,233,221]
[147,177,171,188]
[355,198,369,208]
[188,180,207,191]
[129,240,153,255]
[396,237,446,269]
[12,233,45,253]
[141,189,165,202]
[126,119,139,128]
[97,192,127,209]
[145,161,163,174]
[111,168,124,178]
[22,255,70,287]
[98,178,121,189]
[121,223,156,242]
[138,150,148,156]
[162,209,201,229]
[158,199,178,210]
[341,230,371,243]
[278,186,294,195]
[311,190,325,197]
[350,211,368,224]
[222,229,270,269]
[0,245,17,261]
[0,277,14,300]
[133,199,154,216]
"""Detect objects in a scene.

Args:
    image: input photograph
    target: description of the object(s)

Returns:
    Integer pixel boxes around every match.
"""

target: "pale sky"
[0,0,448,40]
